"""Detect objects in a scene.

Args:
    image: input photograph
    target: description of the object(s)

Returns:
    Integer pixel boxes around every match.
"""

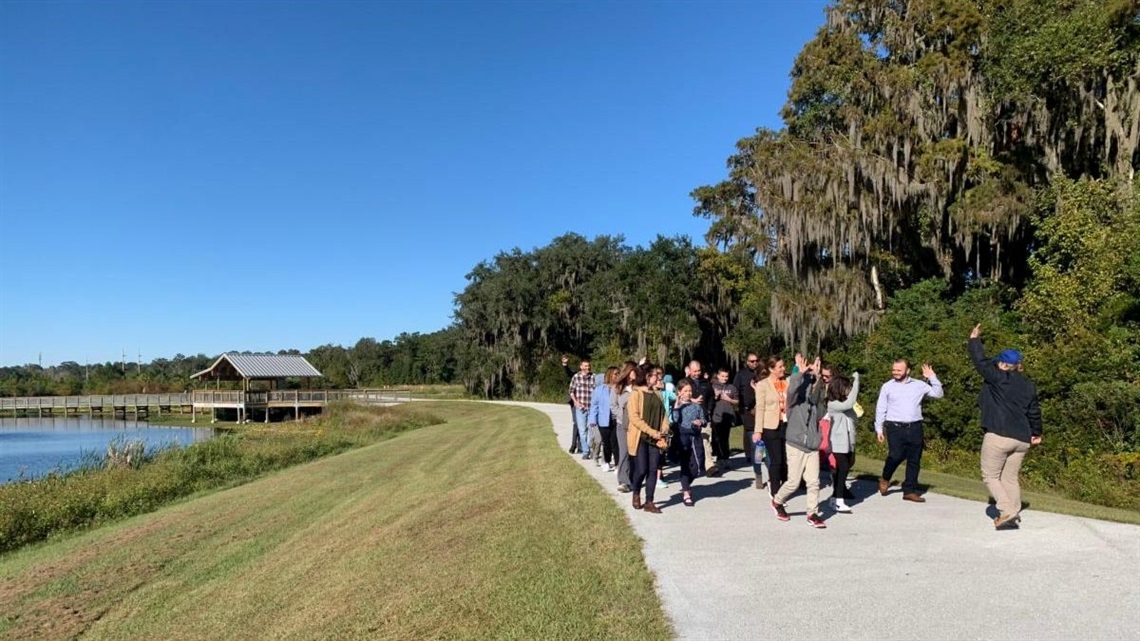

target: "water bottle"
[755,439,767,466]
[755,439,769,486]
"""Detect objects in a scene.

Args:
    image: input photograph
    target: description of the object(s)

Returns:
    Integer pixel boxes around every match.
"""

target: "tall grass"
[0,403,441,554]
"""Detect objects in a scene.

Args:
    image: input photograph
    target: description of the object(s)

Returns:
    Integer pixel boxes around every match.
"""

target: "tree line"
[2,0,1136,507]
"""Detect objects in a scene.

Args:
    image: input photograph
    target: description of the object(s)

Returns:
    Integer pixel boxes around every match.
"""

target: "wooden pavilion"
[190,353,330,423]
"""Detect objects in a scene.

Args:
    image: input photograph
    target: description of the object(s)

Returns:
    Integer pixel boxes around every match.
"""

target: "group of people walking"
[565,323,1042,531]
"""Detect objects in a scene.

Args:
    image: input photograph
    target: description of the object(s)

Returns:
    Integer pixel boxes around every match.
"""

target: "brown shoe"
[878,478,890,496]
[642,502,662,514]
[903,493,926,503]
[632,495,642,510]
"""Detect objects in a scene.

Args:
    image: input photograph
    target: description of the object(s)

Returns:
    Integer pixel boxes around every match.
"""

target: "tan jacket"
[753,377,783,431]
[626,388,670,455]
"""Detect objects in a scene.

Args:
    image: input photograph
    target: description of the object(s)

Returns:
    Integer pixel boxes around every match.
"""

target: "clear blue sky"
[0,0,828,367]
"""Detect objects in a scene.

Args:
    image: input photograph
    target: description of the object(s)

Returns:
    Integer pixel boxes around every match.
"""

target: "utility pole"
[137,350,141,374]
[122,348,126,375]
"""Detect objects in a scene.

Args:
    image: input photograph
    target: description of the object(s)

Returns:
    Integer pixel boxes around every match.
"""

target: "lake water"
[0,417,215,484]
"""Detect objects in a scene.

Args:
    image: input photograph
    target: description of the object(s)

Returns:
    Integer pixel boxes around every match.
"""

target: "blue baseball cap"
[996,349,1023,365]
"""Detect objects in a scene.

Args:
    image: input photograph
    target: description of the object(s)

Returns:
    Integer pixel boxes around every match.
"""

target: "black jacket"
[733,368,757,411]
[686,376,714,419]
[968,338,1042,442]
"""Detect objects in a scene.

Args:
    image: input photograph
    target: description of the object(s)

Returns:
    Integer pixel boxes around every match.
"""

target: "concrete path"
[505,401,1140,641]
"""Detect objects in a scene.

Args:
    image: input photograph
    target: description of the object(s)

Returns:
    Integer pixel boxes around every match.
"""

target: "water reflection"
[0,416,215,484]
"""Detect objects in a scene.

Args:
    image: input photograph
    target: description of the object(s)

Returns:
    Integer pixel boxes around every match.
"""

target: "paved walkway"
[505,401,1140,641]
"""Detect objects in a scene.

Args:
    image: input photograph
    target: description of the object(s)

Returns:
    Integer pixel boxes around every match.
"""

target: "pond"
[0,417,215,484]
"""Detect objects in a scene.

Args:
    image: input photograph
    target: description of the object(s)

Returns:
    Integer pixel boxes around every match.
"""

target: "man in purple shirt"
[875,359,944,502]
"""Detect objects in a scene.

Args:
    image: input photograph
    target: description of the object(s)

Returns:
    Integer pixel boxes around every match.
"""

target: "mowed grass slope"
[0,402,671,640]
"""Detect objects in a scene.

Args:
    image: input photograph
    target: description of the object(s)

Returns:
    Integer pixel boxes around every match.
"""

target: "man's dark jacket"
[733,367,757,414]
[687,375,714,418]
[968,338,1042,443]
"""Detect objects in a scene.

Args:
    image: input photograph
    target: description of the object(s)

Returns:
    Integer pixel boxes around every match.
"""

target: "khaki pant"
[774,445,820,514]
[980,433,1031,519]
[701,425,716,471]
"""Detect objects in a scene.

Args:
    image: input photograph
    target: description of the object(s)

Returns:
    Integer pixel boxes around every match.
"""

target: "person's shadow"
[656,477,753,508]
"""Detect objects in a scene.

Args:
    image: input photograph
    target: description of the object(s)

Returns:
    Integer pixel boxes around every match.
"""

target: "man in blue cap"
[968,324,1043,530]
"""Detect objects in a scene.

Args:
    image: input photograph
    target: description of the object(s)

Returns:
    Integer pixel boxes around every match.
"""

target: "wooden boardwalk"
[0,390,409,422]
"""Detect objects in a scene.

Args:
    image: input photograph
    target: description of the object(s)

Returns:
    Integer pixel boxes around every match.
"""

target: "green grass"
[0,402,672,640]
[0,403,442,553]
[725,425,1140,525]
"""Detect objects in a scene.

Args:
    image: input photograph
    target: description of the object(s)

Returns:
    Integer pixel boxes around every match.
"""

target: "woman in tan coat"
[627,363,671,513]
[751,357,788,496]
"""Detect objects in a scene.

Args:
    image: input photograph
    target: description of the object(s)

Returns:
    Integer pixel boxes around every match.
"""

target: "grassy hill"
[0,402,671,640]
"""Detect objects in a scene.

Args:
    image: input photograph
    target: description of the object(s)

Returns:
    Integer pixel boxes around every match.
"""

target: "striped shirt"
[874,376,944,435]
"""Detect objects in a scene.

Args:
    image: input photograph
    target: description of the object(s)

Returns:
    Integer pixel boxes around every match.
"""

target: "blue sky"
[0,0,828,367]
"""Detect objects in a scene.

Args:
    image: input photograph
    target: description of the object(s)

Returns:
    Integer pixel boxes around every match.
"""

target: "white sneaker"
[834,499,852,513]
[606,463,615,472]
[656,479,668,489]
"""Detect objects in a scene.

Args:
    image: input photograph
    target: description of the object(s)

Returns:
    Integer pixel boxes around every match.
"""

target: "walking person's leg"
[630,441,648,508]
[644,446,661,506]
[880,423,906,489]
[981,433,1013,514]
[574,408,591,457]
[804,450,821,515]
[832,452,852,508]
[901,423,924,496]
[588,424,602,464]
[701,425,717,474]
[762,427,787,496]
[1002,441,1031,519]
[568,401,579,453]
[599,425,615,466]
[715,418,732,467]
[741,411,756,466]
[773,446,809,506]
[616,426,632,489]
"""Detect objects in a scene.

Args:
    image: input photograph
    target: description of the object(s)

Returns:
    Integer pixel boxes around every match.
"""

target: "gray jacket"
[785,371,822,453]
[611,386,631,430]
[826,373,860,454]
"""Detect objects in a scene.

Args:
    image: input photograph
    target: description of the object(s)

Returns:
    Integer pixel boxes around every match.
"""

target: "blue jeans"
[574,407,591,453]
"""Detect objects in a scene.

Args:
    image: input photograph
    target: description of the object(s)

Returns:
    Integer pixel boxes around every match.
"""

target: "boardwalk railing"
[0,394,192,411]
[0,390,411,415]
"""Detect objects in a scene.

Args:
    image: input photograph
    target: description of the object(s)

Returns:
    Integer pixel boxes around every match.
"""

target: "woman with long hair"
[588,366,620,470]
[826,372,860,513]
[610,360,638,493]
[751,356,789,495]
[626,362,671,513]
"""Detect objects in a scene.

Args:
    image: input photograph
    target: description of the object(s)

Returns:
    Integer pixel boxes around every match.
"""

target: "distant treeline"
[0,332,462,396]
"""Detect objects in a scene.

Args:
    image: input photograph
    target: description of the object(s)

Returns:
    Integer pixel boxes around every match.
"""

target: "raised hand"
[922,363,936,379]
[794,353,807,371]
[970,324,982,339]
[811,356,822,373]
